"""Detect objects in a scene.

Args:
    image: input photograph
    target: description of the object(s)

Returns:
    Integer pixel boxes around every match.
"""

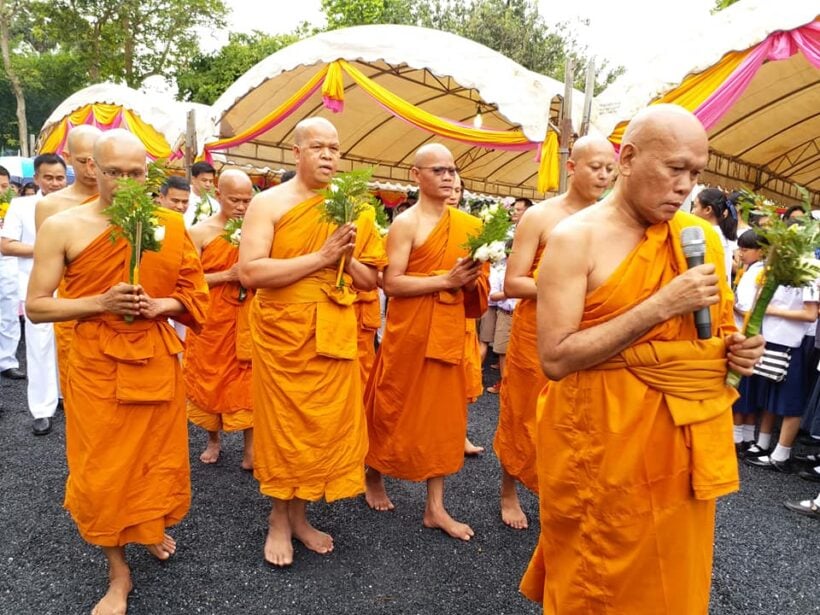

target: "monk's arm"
[34,198,58,231]
[345,257,378,290]
[503,210,540,299]
[26,220,140,323]
[536,227,720,380]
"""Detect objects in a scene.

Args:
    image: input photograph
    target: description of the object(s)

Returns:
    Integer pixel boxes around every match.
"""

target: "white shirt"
[184,193,220,228]
[0,194,40,292]
[489,259,516,313]
[714,224,736,286]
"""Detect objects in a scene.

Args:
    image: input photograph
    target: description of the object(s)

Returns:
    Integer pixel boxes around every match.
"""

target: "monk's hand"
[98,282,141,316]
[726,332,765,376]
[446,258,482,290]
[320,223,357,266]
[224,263,241,283]
[135,286,183,319]
[654,264,719,319]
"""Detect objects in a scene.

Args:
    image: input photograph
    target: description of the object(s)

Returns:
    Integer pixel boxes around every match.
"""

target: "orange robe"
[183,236,253,432]
[464,320,483,402]
[354,288,381,389]
[250,197,387,501]
[62,211,208,546]
[520,212,739,614]
[365,207,489,481]
[493,244,545,492]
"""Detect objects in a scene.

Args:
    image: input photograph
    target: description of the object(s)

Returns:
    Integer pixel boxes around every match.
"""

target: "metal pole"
[185,109,196,183]
[558,57,574,194]
[580,57,596,137]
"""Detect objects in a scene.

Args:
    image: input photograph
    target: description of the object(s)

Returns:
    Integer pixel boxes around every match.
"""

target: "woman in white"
[691,188,738,285]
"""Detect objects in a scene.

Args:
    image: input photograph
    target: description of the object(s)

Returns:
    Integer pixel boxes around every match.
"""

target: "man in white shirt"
[0,154,67,435]
[0,164,24,380]
[184,161,219,227]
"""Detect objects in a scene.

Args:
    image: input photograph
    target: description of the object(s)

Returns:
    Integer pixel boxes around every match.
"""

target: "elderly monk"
[519,105,765,613]
[35,125,103,396]
[496,136,615,529]
[26,129,208,615]
[184,170,255,468]
[364,144,489,541]
[239,117,387,567]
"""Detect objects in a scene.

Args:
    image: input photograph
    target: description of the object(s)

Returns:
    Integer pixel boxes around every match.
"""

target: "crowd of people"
[0,103,816,615]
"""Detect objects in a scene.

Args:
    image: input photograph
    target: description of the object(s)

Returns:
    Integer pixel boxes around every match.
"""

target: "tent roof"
[596,2,819,204]
[204,25,593,198]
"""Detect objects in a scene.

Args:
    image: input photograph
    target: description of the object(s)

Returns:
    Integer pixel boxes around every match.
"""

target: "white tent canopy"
[203,25,596,198]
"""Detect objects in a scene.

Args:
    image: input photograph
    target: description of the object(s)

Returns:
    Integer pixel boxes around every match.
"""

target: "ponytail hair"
[698,188,738,241]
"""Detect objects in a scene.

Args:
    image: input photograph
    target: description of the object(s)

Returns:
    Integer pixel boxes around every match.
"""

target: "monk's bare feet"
[365,469,395,511]
[241,429,254,471]
[290,517,334,555]
[464,437,485,456]
[241,452,253,471]
[423,507,474,541]
[145,534,176,560]
[264,514,293,567]
[91,571,132,615]
[199,434,220,464]
[501,493,528,530]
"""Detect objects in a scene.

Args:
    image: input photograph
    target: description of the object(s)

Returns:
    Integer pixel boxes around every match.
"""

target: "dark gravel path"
[1,344,818,614]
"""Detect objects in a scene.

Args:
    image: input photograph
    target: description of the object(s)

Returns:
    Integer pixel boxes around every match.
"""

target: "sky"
[211,0,717,68]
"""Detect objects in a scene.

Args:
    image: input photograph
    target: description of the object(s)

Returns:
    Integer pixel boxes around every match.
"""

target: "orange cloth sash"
[365,207,489,481]
[494,243,545,492]
[61,210,208,546]
[250,196,387,502]
[520,212,738,613]
[183,237,253,429]
[354,287,381,389]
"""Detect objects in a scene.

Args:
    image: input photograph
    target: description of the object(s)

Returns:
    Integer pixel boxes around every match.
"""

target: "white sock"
[742,424,756,442]
[813,493,820,508]
[733,425,743,444]
[757,432,772,450]
[770,444,791,462]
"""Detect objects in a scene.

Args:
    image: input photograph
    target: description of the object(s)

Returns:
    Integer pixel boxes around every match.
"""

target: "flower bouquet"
[319,168,376,287]
[0,187,15,230]
[726,187,820,387]
[222,217,247,302]
[193,187,217,225]
[463,203,512,263]
[103,162,166,323]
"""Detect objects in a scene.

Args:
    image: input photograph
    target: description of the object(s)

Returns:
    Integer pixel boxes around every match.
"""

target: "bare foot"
[91,572,132,615]
[501,493,529,530]
[199,439,220,464]
[290,517,334,555]
[241,453,253,471]
[365,469,395,511]
[464,437,485,456]
[264,517,293,567]
[423,508,474,541]
[145,534,176,560]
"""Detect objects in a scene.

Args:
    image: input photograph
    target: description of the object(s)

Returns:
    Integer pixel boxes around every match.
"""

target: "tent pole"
[185,109,196,182]
[558,58,574,194]
[580,57,595,137]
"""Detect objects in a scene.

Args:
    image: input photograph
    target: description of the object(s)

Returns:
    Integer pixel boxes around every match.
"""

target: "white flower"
[479,208,493,224]
[473,244,491,262]
[330,182,340,193]
[488,203,499,215]
[153,225,166,242]
[230,228,242,245]
[488,240,507,263]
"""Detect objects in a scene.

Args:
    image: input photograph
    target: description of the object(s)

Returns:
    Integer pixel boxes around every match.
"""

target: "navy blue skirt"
[734,342,806,417]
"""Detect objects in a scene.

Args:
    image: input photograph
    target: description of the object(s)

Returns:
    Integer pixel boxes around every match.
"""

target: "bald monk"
[519,105,765,613]
[445,173,485,456]
[26,129,208,615]
[184,170,255,468]
[35,125,103,395]
[496,136,616,529]
[239,117,387,567]
[364,144,489,541]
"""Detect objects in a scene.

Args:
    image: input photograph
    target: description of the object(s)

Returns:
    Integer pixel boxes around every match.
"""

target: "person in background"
[157,176,191,214]
[691,187,738,285]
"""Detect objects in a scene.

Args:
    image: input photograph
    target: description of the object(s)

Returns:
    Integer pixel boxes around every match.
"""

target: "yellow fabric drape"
[537,131,559,193]
[609,48,751,145]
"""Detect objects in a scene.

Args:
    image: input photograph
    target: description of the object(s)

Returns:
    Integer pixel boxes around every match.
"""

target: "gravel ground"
[0,342,818,614]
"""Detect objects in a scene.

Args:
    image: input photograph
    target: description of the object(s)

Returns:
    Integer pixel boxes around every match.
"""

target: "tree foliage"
[712,0,740,12]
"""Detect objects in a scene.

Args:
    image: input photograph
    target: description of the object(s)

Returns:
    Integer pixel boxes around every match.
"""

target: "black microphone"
[680,226,712,339]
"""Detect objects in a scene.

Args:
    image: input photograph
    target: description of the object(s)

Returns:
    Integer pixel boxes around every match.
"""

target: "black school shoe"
[742,443,770,459]
[783,499,820,520]
[744,455,794,473]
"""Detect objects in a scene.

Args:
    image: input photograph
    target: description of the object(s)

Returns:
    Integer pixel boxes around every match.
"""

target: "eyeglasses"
[415,166,459,177]
[98,166,146,180]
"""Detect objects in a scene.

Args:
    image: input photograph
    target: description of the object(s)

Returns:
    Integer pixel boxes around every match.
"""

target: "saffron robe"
[520,212,739,614]
[494,244,545,492]
[250,197,387,502]
[62,210,208,546]
[365,207,489,481]
[464,320,483,402]
[354,288,381,389]
[183,236,253,431]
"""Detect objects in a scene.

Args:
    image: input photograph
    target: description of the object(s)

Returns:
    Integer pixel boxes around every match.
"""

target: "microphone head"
[681,226,706,258]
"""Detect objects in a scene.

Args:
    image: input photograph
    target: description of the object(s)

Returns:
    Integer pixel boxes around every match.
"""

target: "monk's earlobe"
[619,144,636,177]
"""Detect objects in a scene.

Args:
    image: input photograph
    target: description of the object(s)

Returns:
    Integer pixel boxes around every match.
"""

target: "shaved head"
[413,143,453,168]
[66,125,103,155]
[93,129,146,164]
[569,135,615,163]
[218,168,253,192]
[293,117,338,146]
[622,104,707,154]
[92,129,148,203]
[216,169,253,218]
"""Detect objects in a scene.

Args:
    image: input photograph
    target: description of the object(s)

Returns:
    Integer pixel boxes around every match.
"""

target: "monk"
[26,129,208,615]
[364,144,489,541]
[239,117,387,567]
[353,245,387,388]
[35,125,103,395]
[519,105,765,613]
[496,136,616,529]
[184,170,255,468]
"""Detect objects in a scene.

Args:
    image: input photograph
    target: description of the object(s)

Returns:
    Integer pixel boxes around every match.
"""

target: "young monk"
[364,144,489,541]
[184,170,255,469]
[519,105,765,613]
[239,117,387,567]
[495,135,616,529]
[26,129,209,615]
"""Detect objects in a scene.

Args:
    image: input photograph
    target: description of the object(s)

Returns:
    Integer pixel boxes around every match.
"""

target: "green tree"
[712,0,740,12]
[178,31,301,104]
